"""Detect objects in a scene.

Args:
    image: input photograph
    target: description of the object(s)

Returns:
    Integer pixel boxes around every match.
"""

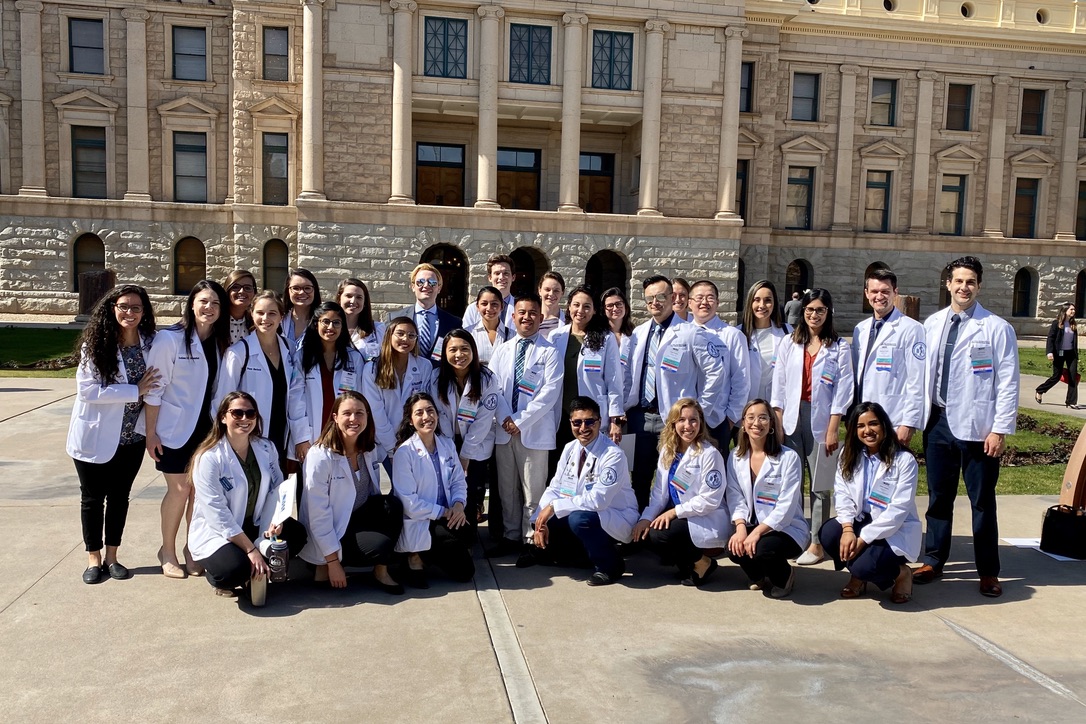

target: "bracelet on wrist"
[245,547,257,555]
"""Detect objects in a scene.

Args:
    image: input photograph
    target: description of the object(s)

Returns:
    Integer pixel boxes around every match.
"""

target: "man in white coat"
[913,256,1018,598]
[488,292,563,556]
[461,254,516,330]
[523,396,639,585]
[851,267,926,444]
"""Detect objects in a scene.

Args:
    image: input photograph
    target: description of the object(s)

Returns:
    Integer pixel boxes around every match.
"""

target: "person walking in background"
[1035,302,1079,409]
[783,292,803,328]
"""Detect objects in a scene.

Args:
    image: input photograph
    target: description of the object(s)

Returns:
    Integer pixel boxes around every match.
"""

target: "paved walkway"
[1,378,1085,722]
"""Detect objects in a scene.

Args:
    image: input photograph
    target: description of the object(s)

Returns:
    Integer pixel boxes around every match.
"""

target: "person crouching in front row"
[519,396,639,586]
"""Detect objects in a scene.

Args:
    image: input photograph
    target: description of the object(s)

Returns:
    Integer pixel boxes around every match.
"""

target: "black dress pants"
[201,517,307,590]
[340,495,403,567]
[74,442,145,551]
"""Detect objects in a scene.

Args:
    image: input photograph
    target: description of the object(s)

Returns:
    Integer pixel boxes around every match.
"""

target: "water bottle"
[268,538,289,583]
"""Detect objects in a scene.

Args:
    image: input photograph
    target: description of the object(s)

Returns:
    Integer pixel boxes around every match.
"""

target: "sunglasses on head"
[227,408,258,420]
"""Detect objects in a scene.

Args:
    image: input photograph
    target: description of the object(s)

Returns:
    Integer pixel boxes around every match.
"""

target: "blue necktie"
[511,338,529,412]
[641,324,661,408]
[857,319,884,403]
[939,314,961,404]
[418,309,434,357]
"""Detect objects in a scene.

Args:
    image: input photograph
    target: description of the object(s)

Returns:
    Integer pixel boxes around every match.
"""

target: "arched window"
[861,261,891,314]
[735,258,746,314]
[174,237,206,294]
[939,266,951,309]
[421,243,469,317]
[784,258,812,301]
[509,247,551,297]
[263,239,290,293]
[72,233,105,292]
[585,250,629,300]
[1012,267,1036,318]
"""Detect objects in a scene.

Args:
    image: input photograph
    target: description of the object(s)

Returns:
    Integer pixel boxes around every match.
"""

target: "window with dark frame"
[173,27,207,81]
[509,24,551,85]
[736,159,749,220]
[785,167,813,230]
[1077,181,1086,241]
[497,148,541,210]
[579,152,615,213]
[946,83,973,131]
[939,174,966,236]
[263,27,290,81]
[174,132,208,203]
[864,170,892,232]
[1012,268,1034,318]
[72,126,107,199]
[1012,177,1039,238]
[870,79,897,126]
[791,73,820,122]
[424,18,468,79]
[262,133,289,205]
[416,143,466,207]
[739,62,754,113]
[1020,89,1046,135]
[69,19,104,75]
[591,31,633,91]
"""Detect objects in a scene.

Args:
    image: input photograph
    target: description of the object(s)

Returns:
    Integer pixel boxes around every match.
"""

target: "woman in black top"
[1035,303,1080,409]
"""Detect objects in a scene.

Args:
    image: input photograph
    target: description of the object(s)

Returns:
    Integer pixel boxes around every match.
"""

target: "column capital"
[562,13,588,28]
[15,1,43,13]
[301,0,326,7]
[389,0,417,12]
[917,70,939,82]
[477,5,505,20]
[992,75,1012,86]
[1067,80,1086,93]
[645,20,670,34]
[839,64,862,76]
[121,8,149,22]
[724,26,749,40]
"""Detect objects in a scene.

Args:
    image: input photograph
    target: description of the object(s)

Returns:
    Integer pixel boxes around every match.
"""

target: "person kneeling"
[632,398,731,587]
[299,391,404,594]
[521,396,639,586]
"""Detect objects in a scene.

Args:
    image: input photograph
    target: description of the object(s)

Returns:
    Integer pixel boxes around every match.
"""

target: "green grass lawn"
[0,328,80,368]
[1019,346,1056,378]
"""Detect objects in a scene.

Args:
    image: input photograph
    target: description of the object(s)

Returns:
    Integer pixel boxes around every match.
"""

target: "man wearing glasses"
[625,275,725,508]
[461,254,517,330]
[389,263,462,364]
[521,396,639,585]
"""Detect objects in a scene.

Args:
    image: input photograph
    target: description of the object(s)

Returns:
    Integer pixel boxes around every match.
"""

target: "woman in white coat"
[727,399,810,598]
[280,268,321,351]
[633,398,730,587]
[299,391,404,594]
[467,286,511,367]
[143,279,230,578]
[337,278,385,363]
[392,393,475,587]
[67,285,159,584]
[299,302,365,443]
[361,316,431,465]
[214,291,310,467]
[771,288,853,566]
[818,402,919,604]
[189,392,305,602]
[601,287,635,405]
[739,280,791,403]
[222,269,256,345]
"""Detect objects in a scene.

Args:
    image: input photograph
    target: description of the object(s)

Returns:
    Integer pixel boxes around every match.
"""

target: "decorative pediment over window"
[858,139,907,160]
[936,144,983,164]
[158,96,219,121]
[738,127,764,150]
[779,134,830,156]
[1009,148,1057,171]
[248,96,300,120]
[52,89,119,121]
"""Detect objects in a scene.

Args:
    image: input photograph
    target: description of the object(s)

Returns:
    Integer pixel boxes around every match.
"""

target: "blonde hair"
[658,398,712,461]
[410,263,443,286]
[375,316,418,390]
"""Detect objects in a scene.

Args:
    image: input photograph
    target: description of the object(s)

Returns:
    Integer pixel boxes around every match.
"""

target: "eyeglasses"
[414,279,440,289]
[227,408,258,420]
[289,285,315,294]
[228,284,256,294]
[318,319,343,329]
[644,293,671,304]
[114,303,143,315]
[691,295,718,304]
[393,331,419,341]
[603,301,625,310]
[570,418,599,428]
[804,306,829,316]
[743,414,771,424]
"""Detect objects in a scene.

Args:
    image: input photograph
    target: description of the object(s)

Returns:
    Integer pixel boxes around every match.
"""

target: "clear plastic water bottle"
[268,538,289,583]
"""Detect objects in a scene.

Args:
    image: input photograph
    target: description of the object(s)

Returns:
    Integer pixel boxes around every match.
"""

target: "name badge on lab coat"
[339,370,357,392]
[518,367,542,399]
[820,357,838,386]
[970,343,993,375]
[582,350,603,374]
[431,336,445,362]
[456,402,478,425]
[661,346,685,374]
[755,476,781,506]
[874,345,893,373]
[868,478,894,511]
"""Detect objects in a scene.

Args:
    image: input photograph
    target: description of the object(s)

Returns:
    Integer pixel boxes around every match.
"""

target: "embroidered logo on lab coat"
[601,468,617,485]
[706,470,723,489]
[912,342,926,361]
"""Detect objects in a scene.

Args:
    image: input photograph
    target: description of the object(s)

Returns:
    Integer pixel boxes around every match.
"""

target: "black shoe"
[484,538,521,559]
[401,568,429,589]
[681,558,718,587]
[516,548,539,569]
[587,571,616,587]
[82,566,105,584]
[371,573,404,596]
[106,562,130,580]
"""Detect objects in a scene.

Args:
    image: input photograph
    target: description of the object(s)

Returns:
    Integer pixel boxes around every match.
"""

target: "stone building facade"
[0,0,1084,333]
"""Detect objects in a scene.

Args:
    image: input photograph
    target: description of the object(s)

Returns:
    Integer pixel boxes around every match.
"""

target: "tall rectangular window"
[174,132,208,203]
[579,153,615,213]
[416,143,466,206]
[173,27,207,81]
[1020,89,1046,135]
[870,79,897,127]
[497,148,541,210]
[423,18,468,79]
[1077,181,1086,241]
[785,167,813,230]
[946,83,973,131]
[72,126,107,199]
[791,73,819,122]
[263,27,290,81]
[509,24,551,85]
[736,159,749,220]
[864,171,892,232]
[1013,177,1039,238]
[739,62,754,113]
[591,31,633,91]
[939,174,966,236]
[69,19,104,75]
[262,133,289,205]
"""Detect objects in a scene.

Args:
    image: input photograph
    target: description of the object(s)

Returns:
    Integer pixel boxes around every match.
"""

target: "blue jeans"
[819,517,906,590]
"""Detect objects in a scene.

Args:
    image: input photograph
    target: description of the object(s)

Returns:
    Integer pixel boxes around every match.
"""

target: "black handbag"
[1040,505,1086,560]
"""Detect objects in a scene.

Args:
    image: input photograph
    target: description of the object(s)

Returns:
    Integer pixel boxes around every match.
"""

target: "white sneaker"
[250,572,267,607]
[749,578,770,591]
[796,550,825,566]
[769,568,795,599]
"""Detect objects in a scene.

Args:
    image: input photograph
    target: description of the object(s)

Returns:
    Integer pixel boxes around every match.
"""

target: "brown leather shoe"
[979,576,1003,598]
[912,564,943,584]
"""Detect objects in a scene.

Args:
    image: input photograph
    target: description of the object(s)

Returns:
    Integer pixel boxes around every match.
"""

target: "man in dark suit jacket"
[389,262,462,364]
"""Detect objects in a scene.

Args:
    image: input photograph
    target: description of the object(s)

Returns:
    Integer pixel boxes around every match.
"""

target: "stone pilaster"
[830,64,861,231]
[908,71,938,232]
[300,0,327,200]
[715,26,747,219]
[636,20,669,216]
[558,12,588,212]
[1054,80,1085,240]
[474,5,504,209]
[981,75,1012,238]
[388,0,417,204]
[16,0,46,197]
[123,8,151,201]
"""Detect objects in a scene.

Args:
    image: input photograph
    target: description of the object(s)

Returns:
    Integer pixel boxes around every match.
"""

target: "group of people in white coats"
[66,253,1018,602]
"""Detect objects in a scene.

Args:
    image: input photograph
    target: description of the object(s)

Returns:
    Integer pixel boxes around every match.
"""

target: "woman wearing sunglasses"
[222,270,257,345]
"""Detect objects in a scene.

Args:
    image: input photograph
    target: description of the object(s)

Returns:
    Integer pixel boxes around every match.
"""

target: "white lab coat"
[536,434,639,543]
[738,323,791,404]
[359,355,431,455]
[430,367,501,461]
[728,446,811,550]
[298,444,383,565]
[640,442,733,548]
[625,316,726,426]
[695,317,752,425]
[66,337,151,463]
[852,309,927,431]
[300,347,366,443]
[834,449,921,561]
[213,332,310,459]
[772,336,854,440]
[393,433,468,553]
[549,325,626,429]
[138,326,217,448]
[922,303,1019,440]
[350,321,386,364]
[188,436,279,561]
[490,333,563,450]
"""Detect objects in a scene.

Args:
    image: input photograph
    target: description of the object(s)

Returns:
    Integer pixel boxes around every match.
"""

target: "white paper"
[1001,537,1080,562]
[811,443,839,493]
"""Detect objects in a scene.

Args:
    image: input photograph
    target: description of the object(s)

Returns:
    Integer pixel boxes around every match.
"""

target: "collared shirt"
[468,318,510,366]
[639,312,676,408]
[861,449,882,514]
[933,302,978,407]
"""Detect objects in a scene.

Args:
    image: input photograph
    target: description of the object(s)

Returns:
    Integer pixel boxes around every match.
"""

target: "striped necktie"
[417,309,434,357]
[511,337,529,412]
[641,324,661,408]
[939,314,961,404]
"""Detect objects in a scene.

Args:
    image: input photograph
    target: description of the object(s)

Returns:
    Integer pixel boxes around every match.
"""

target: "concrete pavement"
[1,378,1085,722]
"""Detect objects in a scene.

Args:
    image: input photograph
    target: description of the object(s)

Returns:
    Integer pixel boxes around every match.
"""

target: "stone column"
[636,20,669,216]
[1054,81,1085,240]
[981,75,1012,238]
[388,0,417,204]
[122,8,151,201]
[475,5,504,209]
[299,0,327,200]
[908,71,938,232]
[830,65,861,230]
[16,0,46,196]
[715,26,747,219]
[558,13,587,212]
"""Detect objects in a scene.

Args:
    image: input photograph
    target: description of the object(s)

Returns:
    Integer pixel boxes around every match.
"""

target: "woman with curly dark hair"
[66,285,160,584]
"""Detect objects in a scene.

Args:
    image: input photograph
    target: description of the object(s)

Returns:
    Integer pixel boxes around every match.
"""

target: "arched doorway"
[585,250,628,299]
[861,261,890,314]
[1076,270,1086,314]
[421,243,468,317]
[510,247,550,297]
[735,258,746,314]
[1012,267,1036,318]
[784,258,812,301]
[263,239,290,293]
[72,233,105,292]
[174,237,206,294]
